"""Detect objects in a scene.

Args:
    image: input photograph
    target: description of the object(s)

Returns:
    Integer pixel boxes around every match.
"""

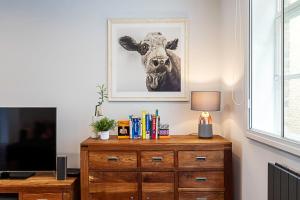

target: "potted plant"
[94,84,108,117]
[91,117,116,140]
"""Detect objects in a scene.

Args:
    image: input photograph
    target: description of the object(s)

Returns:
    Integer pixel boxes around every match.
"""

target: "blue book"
[133,118,140,139]
[146,114,151,139]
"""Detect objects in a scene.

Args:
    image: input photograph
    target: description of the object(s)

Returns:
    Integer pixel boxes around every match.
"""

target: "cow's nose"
[157,65,166,73]
[153,60,159,66]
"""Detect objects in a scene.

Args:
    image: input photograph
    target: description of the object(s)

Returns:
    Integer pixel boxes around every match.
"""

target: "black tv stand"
[0,172,35,179]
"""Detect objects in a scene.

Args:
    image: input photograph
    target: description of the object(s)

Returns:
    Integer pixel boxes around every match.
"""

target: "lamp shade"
[191,91,221,111]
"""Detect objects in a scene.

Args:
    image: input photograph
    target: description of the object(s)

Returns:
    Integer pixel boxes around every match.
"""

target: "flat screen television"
[0,108,56,172]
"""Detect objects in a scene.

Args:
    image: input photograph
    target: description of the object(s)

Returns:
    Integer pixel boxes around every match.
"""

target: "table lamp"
[191,91,221,138]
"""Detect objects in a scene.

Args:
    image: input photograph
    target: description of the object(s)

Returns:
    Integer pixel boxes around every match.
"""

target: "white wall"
[2,1,299,199]
[0,0,222,167]
[220,0,300,200]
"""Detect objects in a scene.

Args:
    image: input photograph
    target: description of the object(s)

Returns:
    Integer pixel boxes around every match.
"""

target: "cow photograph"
[108,19,188,101]
[119,32,181,92]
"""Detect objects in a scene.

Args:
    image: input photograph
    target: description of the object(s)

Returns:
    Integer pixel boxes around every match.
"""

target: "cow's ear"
[119,36,139,51]
[166,38,178,50]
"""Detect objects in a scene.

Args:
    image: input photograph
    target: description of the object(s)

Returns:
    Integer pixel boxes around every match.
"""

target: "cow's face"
[119,32,178,90]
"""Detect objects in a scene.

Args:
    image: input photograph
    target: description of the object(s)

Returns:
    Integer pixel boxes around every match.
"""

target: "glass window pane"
[251,0,300,142]
[284,14,300,75]
[286,0,300,6]
[251,0,282,135]
[284,7,300,142]
[284,79,300,141]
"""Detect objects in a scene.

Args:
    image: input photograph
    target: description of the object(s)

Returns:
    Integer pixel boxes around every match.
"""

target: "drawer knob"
[195,156,206,161]
[37,199,48,200]
[196,198,207,200]
[107,156,119,161]
[152,156,163,161]
[89,176,94,182]
[146,197,150,200]
[130,195,134,200]
[195,177,207,182]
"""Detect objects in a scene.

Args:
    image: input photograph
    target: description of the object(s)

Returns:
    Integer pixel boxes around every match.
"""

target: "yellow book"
[142,111,146,139]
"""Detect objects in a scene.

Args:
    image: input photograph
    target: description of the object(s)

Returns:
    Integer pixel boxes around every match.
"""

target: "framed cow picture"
[108,18,189,101]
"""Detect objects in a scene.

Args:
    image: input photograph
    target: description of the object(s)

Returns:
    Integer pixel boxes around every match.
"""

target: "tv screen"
[0,108,56,171]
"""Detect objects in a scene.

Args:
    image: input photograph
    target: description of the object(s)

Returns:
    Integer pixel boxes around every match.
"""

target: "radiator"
[268,163,300,200]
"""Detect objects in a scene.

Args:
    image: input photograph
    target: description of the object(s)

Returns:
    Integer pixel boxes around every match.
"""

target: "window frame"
[247,0,300,157]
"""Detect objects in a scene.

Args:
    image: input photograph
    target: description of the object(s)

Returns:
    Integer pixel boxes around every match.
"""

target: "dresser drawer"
[178,151,224,169]
[179,192,224,200]
[89,193,138,200]
[141,151,174,169]
[89,151,137,169]
[22,193,62,200]
[179,171,224,189]
[89,172,138,195]
[142,172,174,200]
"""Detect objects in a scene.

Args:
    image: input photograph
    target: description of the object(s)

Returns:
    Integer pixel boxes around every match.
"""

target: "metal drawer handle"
[196,156,206,161]
[89,175,94,182]
[37,199,48,200]
[107,156,119,161]
[195,177,207,182]
[196,198,207,200]
[152,156,163,161]
[130,195,134,200]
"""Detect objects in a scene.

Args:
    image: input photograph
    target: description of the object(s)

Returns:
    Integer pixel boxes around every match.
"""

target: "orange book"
[159,135,171,139]
[118,120,130,139]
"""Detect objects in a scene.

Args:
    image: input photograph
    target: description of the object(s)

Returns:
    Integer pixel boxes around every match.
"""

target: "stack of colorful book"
[117,109,170,140]
[125,109,160,140]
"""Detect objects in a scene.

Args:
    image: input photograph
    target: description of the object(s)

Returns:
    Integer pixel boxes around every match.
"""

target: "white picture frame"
[108,18,189,101]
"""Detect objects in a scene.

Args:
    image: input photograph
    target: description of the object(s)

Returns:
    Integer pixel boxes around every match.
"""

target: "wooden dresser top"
[0,173,76,192]
[81,134,231,150]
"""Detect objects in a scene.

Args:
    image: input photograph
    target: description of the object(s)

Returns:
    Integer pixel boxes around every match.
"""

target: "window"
[249,0,300,148]
[284,1,300,141]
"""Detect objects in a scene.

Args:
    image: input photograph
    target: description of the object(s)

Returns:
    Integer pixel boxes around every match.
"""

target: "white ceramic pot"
[100,131,109,140]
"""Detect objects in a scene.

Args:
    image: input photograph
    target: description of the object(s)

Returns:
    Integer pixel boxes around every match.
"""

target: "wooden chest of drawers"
[80,135,232,200]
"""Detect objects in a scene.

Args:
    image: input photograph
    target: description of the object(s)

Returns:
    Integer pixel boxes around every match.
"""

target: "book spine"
[146,114,150,139]
[152,115,156,139]
[155,109,159,139]
[156,115,159,139]
[133,118,139,139]
[140,119,143,139]
[132,117,136,139]
[129,116,133,139]
[138,118,141,139]
[150,114,152,139]
[132,118,135,139]
[142,112,146,139]
[137,118,140,139]
[145,114,148,139]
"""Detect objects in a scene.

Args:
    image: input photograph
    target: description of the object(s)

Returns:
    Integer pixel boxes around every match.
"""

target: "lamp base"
[198,124,213,138]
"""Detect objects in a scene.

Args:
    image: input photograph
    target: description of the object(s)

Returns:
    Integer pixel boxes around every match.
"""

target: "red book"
[151,115,156,139]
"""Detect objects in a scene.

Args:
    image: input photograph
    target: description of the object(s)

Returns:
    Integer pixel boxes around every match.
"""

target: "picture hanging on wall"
[108,18,189,101]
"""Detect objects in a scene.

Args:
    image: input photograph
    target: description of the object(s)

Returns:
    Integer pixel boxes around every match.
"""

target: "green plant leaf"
[90,117,116,132]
